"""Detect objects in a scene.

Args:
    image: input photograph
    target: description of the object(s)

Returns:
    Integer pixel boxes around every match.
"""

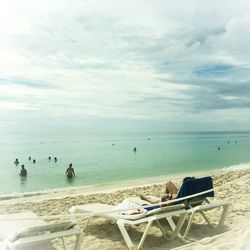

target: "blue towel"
[176,176,214,203]
[143,204,161,211]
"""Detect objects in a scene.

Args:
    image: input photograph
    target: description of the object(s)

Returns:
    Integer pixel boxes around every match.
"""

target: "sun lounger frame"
[75,204,188,249]
[8,228,83,250]
[0,212,83,250]
[116,208,188,249]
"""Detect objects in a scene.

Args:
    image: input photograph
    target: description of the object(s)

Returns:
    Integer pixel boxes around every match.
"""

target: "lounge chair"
[69,199,188,249]
[0,211,83,250]
[167,176,230,238]
[129,177,229,240]
[136,177,229,238]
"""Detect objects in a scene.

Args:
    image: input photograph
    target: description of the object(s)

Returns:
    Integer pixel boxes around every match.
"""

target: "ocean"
[1,132,250,196]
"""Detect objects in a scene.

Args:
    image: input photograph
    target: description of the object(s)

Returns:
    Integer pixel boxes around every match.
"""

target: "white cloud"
[0,101,37,111]
[0,0,250,133]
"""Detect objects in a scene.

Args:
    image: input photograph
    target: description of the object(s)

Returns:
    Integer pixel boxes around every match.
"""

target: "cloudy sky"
[1,0,250,134]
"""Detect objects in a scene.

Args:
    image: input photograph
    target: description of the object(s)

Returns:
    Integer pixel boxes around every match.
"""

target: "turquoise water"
[1,132,250,195]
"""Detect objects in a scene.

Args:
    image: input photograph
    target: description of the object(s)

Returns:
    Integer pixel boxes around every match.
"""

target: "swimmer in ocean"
[66,163,75,178]
[19,165,27,177]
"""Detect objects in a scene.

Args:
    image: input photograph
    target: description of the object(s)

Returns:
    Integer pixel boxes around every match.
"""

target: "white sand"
[0,168,250,249]
[175,222,250,250]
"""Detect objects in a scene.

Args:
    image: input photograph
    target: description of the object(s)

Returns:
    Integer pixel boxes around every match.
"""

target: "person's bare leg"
[140,194,161,204]
[165,181,178,198]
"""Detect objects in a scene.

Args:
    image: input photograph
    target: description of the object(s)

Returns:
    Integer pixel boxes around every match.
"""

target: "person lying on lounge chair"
[140,177,195,204]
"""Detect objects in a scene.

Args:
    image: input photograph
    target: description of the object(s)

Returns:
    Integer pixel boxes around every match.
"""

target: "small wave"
[0,190,49,201]
[0,185,95,201]
[222,162,250,171]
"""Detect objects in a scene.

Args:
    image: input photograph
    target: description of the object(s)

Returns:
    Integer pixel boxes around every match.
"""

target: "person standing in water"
[66,163,75,178]
[19,165,27,177]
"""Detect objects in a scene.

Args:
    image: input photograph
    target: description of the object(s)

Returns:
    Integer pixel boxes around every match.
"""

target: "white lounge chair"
[163,176,230,238]
[0,212,83,250]
[69,200,188,249]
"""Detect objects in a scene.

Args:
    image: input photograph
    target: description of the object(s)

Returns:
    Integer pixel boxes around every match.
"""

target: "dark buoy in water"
[133,147,137,152]
[218,146,220,150]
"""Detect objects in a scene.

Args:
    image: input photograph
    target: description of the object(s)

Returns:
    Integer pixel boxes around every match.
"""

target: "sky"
[0,0,250,134]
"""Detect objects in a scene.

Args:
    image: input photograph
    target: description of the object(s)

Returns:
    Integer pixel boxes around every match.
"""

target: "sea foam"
[222,162,250,171]
[0,185,94,201]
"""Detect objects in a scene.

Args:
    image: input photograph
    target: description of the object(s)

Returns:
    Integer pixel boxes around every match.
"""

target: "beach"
[0,168,250,249]
[1,0,250,249]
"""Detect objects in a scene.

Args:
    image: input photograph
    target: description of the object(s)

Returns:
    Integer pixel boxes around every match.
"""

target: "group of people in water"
[14,157,75,179]
[48,156,57,162]
[15,157,36,165]
[217,140,238,150]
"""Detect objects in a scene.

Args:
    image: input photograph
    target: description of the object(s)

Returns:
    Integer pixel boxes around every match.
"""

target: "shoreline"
[2,161,250,203]
[0,167,219,205]
[0,166,247,206]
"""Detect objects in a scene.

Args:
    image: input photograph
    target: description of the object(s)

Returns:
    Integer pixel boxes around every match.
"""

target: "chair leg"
[62,237,68,250]
[200,204,230,227]
[166,217,176,231]
[83,218,90,230]
[155,220,168,239]
[218,204,229,227]
[117,220,155,250]
[117,220,134,249]
[74,233,83,250]
[200,211,211,225]
[171,213,188,240]
[183,212,195,238]
[138,220,153,249]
